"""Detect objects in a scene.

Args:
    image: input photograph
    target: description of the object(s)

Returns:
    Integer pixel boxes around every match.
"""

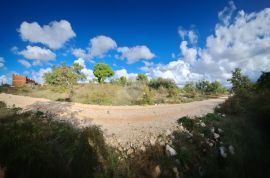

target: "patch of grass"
[178,116,194,131]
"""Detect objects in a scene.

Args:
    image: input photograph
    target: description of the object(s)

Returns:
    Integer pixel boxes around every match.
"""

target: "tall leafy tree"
[228,68,252,94]
[93,63,114,83]
[43,63,86,99]
[256,72,270,90]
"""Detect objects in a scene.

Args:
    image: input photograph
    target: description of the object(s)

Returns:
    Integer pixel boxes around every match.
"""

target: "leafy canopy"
[149,77,177,89]
[196,80,226,94]
[256,72,270,90]
[228,68,252,94]
[93,63,114,83]
[43,63,86,87]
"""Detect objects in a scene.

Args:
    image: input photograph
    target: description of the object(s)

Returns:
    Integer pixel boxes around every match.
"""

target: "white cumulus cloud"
[89,35,117,58]
[117,45,155,64]
[74,58,95,83]
[19,46,56,64]
[72,48,87,58]
[178,27,198,44]
[31,68,52,84]
[19,20,76,49]
[18,59,32,68]
[142,60,203,86]
[218,1,237,26]
[143,3,270,86]
[72,35,116,62]
[114,69,138,80]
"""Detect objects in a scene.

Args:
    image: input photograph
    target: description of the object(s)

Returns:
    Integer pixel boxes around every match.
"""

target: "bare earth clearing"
[0,93,226,149]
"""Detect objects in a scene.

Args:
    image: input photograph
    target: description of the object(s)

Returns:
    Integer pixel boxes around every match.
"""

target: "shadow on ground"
[25,100,93,127]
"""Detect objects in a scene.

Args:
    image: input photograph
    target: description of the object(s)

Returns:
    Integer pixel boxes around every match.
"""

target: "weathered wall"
[12,74,27,87]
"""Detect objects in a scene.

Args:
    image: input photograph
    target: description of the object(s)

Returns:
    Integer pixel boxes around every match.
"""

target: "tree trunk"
[67,84,73,102]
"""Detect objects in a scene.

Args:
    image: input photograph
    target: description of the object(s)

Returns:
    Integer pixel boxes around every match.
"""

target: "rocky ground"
[0,93,226,154]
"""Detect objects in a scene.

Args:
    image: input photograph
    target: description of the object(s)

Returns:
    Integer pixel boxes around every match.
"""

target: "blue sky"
[0,0,270,85]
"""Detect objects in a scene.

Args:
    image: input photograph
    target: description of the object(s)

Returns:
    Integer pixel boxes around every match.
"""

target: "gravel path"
[0,93,226,148]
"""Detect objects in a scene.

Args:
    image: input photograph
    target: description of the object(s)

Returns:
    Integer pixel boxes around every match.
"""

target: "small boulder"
[228,145,235,155]
[166,144,177,156]
[173,167,180,178]
[165,130,171,136]
[127,148,134,155]
[159,140,166,146]
[150,136,156,146]
[140,146,146,152]
[217,128,223,133]
[213,133,220,139]
[200,122,206,127]
[219,146,227,158]
[153,165,161,178]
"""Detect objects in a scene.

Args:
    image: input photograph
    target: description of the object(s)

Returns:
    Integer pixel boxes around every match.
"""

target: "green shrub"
[227,68,253,94]
[149,78,178,90]
[111,76,128,86]
[255,71,270,91]
[195,80,227,95]
[216,95,245,115]
[0,101,6,108]
[178,116,194,131]
[135,86,154,105]
[136,74,148,83]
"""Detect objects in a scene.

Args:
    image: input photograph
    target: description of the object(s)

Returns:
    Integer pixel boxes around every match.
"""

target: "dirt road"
[0,93,226,148]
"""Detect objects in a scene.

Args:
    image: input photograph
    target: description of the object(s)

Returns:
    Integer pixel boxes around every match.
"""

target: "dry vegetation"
[0,81,227,105]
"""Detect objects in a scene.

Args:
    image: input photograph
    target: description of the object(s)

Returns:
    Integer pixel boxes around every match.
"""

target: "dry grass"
[0,83,225,105]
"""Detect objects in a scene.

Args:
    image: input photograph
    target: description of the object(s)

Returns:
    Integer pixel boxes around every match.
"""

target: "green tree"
[228,68,252,94]
[196,80,211,93]
[196,80,226,94]
[256,72,270,90]
[149,77,177,89]
[136,74,148,83]
[43,63,86,99]
[93,63,114,83]
[208,81,227,93]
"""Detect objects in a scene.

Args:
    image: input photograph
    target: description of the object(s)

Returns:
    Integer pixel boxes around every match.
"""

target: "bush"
[0,104,110,178]
[216,95,245,115]
[183,82,198,98]
[111,76,128,86]
[196,80,227,95]
[135,86,155,105]
[227,68,253,94]
[149,78,178,90]
[136,74,148,83]
[256,71,270,91]
[178,116,194,131]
